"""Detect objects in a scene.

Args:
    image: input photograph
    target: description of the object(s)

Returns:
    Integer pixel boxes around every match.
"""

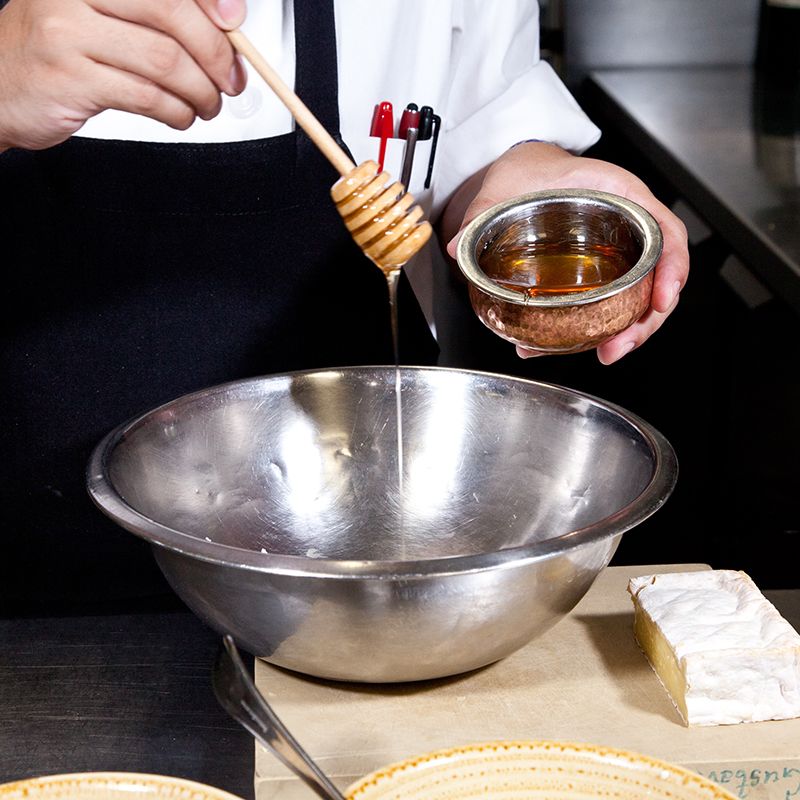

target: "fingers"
[625,188,689,314]
[650,212,689,313]
[566,160,690,319]
[87,0,246,96]
[84,17,223,120]
[445,191,506,259]
[592,184,688,364]
[516,346,547,359]
[596,291,681,365]
[87,62,198,130]
[0,0,249,149]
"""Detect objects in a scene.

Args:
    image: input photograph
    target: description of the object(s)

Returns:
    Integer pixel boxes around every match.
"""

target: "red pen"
[369,101,394,172]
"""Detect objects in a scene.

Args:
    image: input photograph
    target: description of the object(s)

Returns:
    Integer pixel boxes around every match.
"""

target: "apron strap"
[293,0,341,136]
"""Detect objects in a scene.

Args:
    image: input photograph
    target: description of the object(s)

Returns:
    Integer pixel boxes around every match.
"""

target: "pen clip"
[424,113,440,189]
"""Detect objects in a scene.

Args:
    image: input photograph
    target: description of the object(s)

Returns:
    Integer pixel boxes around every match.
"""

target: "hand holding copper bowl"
[456,189,663,354]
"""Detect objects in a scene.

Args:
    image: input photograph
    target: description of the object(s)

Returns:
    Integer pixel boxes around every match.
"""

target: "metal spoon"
[212,635,346,800]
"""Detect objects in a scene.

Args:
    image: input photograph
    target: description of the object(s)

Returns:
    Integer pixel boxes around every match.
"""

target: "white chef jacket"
[78,0,599,214]
[77,0,600,331]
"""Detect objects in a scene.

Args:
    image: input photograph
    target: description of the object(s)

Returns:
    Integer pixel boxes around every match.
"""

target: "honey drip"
[330,161,435,554]
[385,269,405,533]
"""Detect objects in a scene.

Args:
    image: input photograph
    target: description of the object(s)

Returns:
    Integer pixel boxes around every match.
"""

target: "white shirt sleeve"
[430,0,600,216]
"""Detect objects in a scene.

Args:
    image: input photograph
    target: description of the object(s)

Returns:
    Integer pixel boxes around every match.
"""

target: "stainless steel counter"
[583,67,800,312]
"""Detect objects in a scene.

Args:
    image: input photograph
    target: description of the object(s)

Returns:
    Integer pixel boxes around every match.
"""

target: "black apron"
[0,0,437,615]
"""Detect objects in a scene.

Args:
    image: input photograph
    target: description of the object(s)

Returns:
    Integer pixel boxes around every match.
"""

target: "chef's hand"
[0,0,248,152]
[444,142,689,365]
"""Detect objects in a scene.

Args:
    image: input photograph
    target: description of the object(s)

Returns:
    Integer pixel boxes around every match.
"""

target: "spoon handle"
[213,636,347,800]
[227,29,355,177]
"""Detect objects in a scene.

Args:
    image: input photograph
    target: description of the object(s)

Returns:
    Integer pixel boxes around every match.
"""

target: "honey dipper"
[227,30,433,272]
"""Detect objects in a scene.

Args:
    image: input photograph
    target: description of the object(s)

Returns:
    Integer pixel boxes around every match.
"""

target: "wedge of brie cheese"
[628,570,800,726]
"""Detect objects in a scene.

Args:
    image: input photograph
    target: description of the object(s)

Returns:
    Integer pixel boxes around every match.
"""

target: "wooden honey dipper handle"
[227,29,433,271]
[226,29,355,177]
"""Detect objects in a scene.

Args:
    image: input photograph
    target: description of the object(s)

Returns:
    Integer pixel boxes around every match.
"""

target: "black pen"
[418,105,433,141]
[417,106,440,189]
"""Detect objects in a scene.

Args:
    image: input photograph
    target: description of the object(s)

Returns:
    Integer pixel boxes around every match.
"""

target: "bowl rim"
[87,366,677,580]
[0,771,244,799]
[456,188,663,308]
[344,739,738,799]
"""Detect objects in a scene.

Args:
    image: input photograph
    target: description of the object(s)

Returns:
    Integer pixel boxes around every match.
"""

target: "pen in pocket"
[418,105,441,189]
[370,101,394,172]
[398,103,420,192]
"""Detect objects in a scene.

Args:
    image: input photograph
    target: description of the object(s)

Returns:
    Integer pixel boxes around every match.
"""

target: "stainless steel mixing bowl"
[87,367,676,682]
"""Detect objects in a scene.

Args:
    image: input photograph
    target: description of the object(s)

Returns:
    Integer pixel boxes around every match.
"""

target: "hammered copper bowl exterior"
[468,270,655,353]
[457,190,663,354]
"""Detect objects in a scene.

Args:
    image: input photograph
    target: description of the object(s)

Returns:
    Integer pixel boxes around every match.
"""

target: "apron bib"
[0,0,436,614]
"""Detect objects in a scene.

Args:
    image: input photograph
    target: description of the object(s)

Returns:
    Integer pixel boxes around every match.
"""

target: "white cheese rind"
[628,570,800,726]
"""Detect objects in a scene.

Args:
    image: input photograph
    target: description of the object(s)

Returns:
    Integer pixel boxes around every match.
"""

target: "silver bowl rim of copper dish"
[86,366,677,580]
[456,188,663,308]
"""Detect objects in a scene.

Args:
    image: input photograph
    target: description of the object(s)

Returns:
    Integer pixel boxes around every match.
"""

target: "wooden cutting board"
[254,564,800,800]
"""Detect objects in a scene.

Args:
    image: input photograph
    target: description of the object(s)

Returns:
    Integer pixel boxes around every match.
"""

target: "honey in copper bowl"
[479,217,637,297]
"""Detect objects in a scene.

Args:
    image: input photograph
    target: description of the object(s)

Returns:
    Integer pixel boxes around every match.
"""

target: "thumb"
[198,0,247,30]
[445,191,504,259]
[445,231,462,260]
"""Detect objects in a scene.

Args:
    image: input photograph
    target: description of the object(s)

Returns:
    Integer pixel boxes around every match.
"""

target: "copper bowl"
[456,189,663,353]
